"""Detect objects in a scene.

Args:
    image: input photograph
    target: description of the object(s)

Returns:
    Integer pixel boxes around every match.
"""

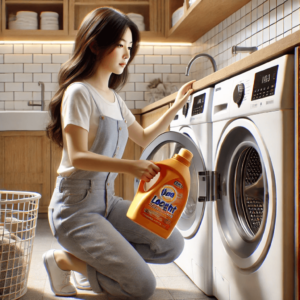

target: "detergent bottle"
[126,148,193,239]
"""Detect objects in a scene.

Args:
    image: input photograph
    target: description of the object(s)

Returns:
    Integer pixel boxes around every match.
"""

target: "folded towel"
[41,20,59,25]
[17,17,38,25]
[40,11,59,18]
[16,11,38,18]
[41,17,59,22]
[127,13,144,21]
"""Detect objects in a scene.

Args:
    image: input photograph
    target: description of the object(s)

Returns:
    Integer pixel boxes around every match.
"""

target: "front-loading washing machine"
[134,87,215,295]
[211,54,294,300]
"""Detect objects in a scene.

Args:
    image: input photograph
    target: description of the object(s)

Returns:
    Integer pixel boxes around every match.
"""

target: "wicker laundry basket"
[0,191,40,300]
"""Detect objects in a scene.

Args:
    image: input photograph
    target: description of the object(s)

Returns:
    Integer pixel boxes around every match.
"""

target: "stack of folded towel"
[127,13,145,31]
[40,11,59,30]
[8,11,38,30]
[172,6,184,27]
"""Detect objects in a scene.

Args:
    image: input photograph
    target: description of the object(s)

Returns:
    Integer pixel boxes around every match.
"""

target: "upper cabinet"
[1,0,69,40]
[0,0,252,43]
[69,0,165,41]
[165,0,252,43]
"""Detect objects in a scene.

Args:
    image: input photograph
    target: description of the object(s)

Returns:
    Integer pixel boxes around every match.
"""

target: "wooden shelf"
[165,0,252,43]
[1,0,68,38]
[69,0,164,40]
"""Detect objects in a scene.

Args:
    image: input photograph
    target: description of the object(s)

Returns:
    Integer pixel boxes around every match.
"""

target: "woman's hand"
[130,160,160,182]
[173,80,196,110]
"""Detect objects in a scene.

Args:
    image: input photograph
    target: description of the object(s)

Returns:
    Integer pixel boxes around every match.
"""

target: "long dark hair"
[46,7,140,147]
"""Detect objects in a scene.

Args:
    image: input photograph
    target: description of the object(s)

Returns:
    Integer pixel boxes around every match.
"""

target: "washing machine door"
[134,129,207,239]
[214,118,276,272]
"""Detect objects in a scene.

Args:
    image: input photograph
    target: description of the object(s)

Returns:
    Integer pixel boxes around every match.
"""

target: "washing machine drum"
[134,131,207,239]
[214,119,276,271]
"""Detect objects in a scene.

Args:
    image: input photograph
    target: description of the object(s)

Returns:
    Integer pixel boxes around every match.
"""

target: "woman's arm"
[65,124,160,181]
[128,80,196,148]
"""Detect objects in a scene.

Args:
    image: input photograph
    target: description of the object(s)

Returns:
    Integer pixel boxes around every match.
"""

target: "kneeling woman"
[44,6,195,299]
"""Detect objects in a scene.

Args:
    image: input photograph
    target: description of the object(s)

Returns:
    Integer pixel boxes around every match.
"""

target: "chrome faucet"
[185,53,217,76]
[28,81,45,111]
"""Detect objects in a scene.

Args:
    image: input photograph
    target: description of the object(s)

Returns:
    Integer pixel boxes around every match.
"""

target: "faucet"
[185,53,217,76]
[28,81,45,111]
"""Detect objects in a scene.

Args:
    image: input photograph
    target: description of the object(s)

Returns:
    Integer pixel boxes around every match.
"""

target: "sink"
[0,111,51,131]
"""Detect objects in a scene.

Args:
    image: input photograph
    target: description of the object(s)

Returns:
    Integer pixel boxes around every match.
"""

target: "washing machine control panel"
[252,65,278,100]
[191,93,206,116]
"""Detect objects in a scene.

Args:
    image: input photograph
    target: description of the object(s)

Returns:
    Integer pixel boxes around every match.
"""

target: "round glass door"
[134,130,206,239]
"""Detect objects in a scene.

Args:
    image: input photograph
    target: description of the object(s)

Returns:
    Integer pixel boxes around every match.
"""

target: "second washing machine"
[134,87,215,295]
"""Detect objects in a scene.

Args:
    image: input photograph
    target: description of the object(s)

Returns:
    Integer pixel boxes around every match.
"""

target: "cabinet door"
[0,131,51,213]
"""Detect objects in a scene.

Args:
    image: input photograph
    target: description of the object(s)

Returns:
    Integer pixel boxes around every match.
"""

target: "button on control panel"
[191,93,206,116]
[252,65,278,101]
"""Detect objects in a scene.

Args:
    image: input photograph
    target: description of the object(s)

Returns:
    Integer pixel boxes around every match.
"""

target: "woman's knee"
[129,270,156,299]
[166,229,185,262]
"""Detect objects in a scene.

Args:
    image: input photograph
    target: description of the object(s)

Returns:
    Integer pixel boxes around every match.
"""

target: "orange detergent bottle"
[126,148,193,239]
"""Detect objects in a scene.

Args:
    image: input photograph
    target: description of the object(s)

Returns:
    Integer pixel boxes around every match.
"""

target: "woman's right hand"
[130,160,160,182]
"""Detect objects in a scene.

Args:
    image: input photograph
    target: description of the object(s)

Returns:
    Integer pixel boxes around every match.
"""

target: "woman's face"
[101,27,133,75]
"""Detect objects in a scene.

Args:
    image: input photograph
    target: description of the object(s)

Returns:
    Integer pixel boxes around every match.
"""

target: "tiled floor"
[19,219,217,300]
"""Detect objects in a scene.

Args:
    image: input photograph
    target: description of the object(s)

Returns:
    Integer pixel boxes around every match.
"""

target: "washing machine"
[211,54,295,300]
[134,87,215,295]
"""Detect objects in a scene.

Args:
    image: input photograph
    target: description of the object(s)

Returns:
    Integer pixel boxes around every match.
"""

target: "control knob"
[233,83,245,107]
[182,103,189,117]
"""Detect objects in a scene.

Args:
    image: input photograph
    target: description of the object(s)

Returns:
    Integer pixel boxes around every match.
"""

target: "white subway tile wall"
[0,42,192,110]
[191,0,300,80]
[0,0,299,111]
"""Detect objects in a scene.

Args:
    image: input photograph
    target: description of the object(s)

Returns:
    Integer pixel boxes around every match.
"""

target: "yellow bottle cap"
[178,148,193,162]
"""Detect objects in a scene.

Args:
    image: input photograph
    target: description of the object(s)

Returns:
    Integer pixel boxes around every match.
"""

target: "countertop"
[138,29,300,115]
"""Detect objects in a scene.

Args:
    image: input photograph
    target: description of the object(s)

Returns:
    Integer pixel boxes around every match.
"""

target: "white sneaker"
[43,249,77,297]
[72,271,92,290]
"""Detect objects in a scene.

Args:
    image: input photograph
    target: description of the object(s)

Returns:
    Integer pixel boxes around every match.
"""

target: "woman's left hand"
[173,80,196,110]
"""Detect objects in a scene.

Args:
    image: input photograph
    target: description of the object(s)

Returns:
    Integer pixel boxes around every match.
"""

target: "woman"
[44,6,195,299]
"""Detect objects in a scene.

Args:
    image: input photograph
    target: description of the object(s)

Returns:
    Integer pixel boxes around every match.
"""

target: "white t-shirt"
[57,81,136,177]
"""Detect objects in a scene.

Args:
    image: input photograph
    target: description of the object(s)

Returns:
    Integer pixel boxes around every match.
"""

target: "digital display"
[252,65,278,101]
[262,74,270,84]
[192,93,206,116]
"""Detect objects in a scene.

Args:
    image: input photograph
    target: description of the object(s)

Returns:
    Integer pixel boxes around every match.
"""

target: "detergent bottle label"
[141,179,184,230]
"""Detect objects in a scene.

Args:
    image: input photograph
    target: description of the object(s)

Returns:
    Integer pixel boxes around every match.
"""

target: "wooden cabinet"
[69,0,165,42]
[0,131,51,214]
[0,0,255,42]
[1,0,68,40]
[165,0,252,43]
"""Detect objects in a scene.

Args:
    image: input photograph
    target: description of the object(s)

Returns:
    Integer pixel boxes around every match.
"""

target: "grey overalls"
[48,83,185,299]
